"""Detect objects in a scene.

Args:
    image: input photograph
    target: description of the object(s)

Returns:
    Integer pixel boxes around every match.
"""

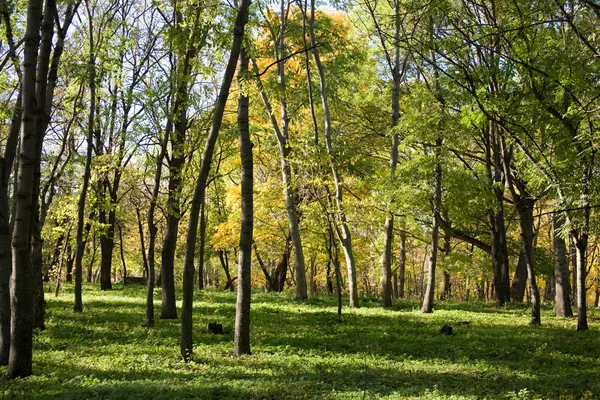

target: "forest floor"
[1,284,599,399]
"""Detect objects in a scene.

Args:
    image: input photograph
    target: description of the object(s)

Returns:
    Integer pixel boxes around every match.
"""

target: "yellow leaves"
[210,220,239,250]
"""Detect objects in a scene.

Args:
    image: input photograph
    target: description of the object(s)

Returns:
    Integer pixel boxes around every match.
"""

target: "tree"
[234,43,253,356]
[8,0,44,379]
[180,0,250,360]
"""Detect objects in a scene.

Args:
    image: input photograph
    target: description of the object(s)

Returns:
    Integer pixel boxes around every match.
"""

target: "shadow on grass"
[5,287,597,399]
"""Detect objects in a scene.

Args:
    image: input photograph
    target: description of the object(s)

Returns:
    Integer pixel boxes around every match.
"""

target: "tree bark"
[398,230,406,298]
[309,0,358,308]
[553,212,573,317]
[249,46,307,300]
[234,46,252,356]
[500,134,540,325]
[197,196,206,290]
[144,120,170,327]
[179,0,249,359]
[0,87,21,366]
[74,0,97,312]
[421,137,442,314]
[485,122,510,306]
[380,0,401,310]
[510,249,527,302]
[8,0,43,379]
[573,229,589,331]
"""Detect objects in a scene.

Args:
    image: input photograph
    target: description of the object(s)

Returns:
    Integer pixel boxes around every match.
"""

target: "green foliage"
[1,285,599,399]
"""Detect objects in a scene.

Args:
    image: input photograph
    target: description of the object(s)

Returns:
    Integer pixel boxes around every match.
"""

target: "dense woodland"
[0,0,599,381]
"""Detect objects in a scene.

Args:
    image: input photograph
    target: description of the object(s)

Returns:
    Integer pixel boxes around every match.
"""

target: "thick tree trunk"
[179,0,249,359]
[486,123,510,306]
[440,271,451,300]
[234,47,252,356]
[500,134,540,325]
[8,0,43,379]
[554,212,573,317]
[160,127,184,318]
[421,137,442,314]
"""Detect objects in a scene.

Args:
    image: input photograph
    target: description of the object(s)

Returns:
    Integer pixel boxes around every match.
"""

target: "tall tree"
[8,0,44,379]
[180,0,250,360]
[234,44,252,356]
[309,0,358,307]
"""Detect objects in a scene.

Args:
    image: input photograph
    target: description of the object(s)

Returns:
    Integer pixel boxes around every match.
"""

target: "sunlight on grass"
[0,284,598,399]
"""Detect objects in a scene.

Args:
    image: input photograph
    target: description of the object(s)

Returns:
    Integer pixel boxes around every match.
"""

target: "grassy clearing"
[1,284,599,399]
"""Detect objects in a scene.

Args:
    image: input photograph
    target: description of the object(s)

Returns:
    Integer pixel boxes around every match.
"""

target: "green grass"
[1,284,599,399]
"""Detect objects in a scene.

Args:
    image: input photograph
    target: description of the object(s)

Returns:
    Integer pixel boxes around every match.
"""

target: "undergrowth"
[0,284,598,399]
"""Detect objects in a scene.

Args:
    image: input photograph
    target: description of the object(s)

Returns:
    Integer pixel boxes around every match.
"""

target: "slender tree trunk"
[197,196,206,290]
[570,234,577,303]
[421,137,442,314]
[554,212,573,317]
[249,50,307,301]
[7,0,44,379]
[398,230,406,298]
[380,0,401,309]
[518,206,541,325]
[144,123,170,327]
[0,86,21,366]
[179,0,249,358]
[98,205,114,290]
[136,208,149,279]
[309,0,358,308]
[74,0,96,312]
[234,47,252,356]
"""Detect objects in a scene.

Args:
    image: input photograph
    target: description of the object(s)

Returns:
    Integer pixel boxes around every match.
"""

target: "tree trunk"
[421,137,442,314]
[309,0,358,308]
[179,0,249,359]
[249,49,307,301]
[554,212,572,317]
[197,196,206,290]
[0,87,21,367]
[218,250,235,291]
[144,121,170,327]
[8,0,44,379]
[74,0,96,312]
[486,122,510,306]
[160,174,182,319]
[98,205,114,291]
[573,229,589,331]
[569,235,577,304]
[398,230,406,298]
[510,249,527,302]
[380,0,401,310]
[500,134,540,325]
[234,46,252,356]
